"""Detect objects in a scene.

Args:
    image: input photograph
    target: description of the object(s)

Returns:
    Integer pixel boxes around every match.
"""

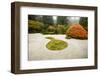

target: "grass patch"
[46,39,68,51]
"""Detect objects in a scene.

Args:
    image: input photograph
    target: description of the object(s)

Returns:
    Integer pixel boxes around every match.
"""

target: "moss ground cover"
[45,37,55,40]
[46,37,68,51]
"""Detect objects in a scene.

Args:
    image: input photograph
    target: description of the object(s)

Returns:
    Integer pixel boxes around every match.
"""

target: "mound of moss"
[45,37,55,40]
[46,37,68,51]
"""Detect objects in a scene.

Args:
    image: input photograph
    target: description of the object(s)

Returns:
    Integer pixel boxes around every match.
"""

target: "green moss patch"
[45,37,55,40]
[46,37,68,51]
[65,35,71,39]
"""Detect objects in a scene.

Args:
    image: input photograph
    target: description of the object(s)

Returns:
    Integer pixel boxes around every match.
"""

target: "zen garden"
[28,15,88,60]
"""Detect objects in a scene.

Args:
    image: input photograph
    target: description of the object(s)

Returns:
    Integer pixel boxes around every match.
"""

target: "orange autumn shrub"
[66,23,88,39]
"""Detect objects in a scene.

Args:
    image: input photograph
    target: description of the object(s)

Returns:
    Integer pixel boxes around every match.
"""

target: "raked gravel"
[28,33,88,60]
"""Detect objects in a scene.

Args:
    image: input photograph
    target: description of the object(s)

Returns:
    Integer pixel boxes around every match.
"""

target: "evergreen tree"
[28,15,37,20]
[42,16,54,25]
[79,17,88,30]
[57,16,68,25]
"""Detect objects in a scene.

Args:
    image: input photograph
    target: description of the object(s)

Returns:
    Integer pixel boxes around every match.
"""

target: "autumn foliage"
[66,23,88,39]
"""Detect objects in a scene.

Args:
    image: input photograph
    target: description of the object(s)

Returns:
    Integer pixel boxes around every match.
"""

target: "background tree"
[79,17,88,31]
[35,15,43,22]
[28,15,70,34]
[57,16,68,25]
[28,15,37,20]
[42,16,54,26]
[28,15,43,22]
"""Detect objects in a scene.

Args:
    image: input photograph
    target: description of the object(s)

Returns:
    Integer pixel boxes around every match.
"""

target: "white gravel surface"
[28,33,88,60]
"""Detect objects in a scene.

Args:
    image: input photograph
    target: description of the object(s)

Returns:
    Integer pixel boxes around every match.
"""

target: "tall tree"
[57,16,68,25]
[35,15,43,22]
[28,15,43,22]
[28,15,37,20]
[42,16,54,25]
[79,17,88,30]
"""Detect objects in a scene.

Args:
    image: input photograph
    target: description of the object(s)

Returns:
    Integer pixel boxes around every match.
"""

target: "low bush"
[28,20,44,33]
[66,23,88,39]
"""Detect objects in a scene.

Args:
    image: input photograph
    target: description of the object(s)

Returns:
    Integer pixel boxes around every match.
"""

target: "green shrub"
[65,36,71,39]
[28,20,44,33]
[55,25,66,34]
[43,31,55,34]
[42,25,56,34]
[65,25,70,30]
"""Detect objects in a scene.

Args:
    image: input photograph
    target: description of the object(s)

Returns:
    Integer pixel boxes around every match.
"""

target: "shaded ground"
[28,33,88,60]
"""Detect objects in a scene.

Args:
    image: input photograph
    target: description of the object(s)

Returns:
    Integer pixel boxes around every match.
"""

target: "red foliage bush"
[66,23,88,39]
